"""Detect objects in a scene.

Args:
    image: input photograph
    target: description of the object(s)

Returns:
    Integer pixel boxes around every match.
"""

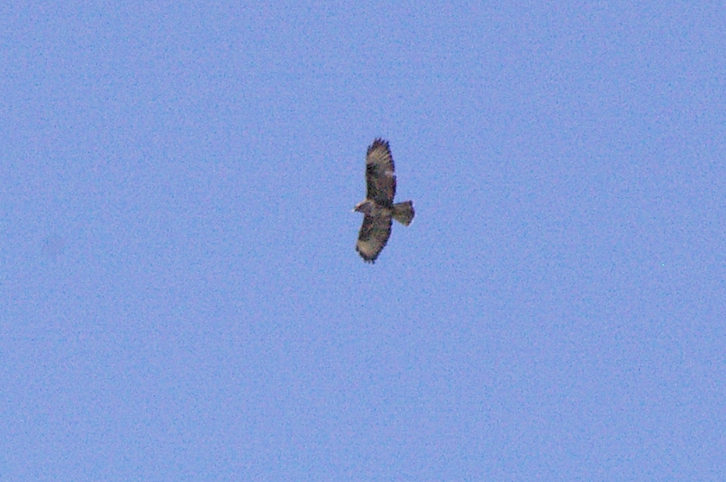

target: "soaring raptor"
[354,139,415,263]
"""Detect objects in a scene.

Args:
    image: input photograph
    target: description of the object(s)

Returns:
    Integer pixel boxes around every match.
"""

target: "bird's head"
[353,200,373,214]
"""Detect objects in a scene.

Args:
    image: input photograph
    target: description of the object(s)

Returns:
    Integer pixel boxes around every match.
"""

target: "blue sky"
[2,1,725,480]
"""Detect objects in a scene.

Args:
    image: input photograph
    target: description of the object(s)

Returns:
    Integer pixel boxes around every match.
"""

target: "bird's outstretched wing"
[365,138,396,203]
[356,213,392,263]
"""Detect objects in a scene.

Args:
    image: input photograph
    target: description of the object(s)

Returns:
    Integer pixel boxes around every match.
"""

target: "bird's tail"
[392,201,415,226]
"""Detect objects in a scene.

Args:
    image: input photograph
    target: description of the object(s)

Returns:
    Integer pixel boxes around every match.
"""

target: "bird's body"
[354,139,415,263]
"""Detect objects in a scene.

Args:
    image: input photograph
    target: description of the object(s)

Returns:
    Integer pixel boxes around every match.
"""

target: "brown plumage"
[353,139,415,263]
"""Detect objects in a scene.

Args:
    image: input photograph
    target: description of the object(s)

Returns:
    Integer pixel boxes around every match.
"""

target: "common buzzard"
[354,138,415,263]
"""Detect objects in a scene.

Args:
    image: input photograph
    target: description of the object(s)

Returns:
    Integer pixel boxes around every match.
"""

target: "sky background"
[2,1,726,480]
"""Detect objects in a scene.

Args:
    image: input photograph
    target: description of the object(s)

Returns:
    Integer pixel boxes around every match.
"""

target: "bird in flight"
[353,139,415,263]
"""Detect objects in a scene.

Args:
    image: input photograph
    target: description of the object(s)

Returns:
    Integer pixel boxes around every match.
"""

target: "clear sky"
[2,1,725,480]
